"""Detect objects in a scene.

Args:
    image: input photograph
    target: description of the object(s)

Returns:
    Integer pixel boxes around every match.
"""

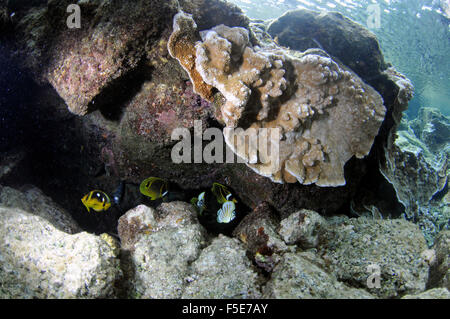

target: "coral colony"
[169,12,386,186]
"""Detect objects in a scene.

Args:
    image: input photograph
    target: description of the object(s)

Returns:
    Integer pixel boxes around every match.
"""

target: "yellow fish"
[211,182,237,205]
[81,190,111,212]
[217,200,236,223]
[140,177,169,200]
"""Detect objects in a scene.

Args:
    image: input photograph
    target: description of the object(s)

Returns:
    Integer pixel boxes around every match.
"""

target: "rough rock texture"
[267,9,387,82]
[8,0,250,117]
[118,202,208,298]
[381,107,449,246]
[232,202,287,272]
[401,288,450,299]
[182,235,262,298]
[117,205,159,250]
[169,12,386,187]
[0,207,120,298]
[319,217,429,298]
[278,209,326,249]
[263,251,374,299]
[11,0,179,115]
[0,185,80,234]
[428,230,450,290]
[178,0,251,31]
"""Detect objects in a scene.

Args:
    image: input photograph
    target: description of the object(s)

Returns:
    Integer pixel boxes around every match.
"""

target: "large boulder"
[0,206,120,298]
[263,251,374,299]
[118,202,208,298]
[319,216,430,298]
[182,235,262,299]
[0,185,80,234]
[267,9,387,82]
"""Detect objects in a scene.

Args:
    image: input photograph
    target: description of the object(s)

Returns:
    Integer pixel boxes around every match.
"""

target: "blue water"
[229,0,450,117]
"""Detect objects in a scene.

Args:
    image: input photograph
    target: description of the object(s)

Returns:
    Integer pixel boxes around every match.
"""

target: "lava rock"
[267,9,387,81]
[263,251,375,299]
[319,216,430,298]
[118,202,208,298]
[232,202,287,272]
[0,206,120,298]
[182,235,262,298]
[278,209,326,249]
[117,204,159,250]
[0,185,80,234]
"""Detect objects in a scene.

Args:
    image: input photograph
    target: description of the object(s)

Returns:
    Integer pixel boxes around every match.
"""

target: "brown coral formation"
[167,12,214,102]
[168,12,386,186]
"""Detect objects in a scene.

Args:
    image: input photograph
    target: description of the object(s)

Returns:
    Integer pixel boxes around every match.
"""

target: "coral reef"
[381,107,449,246]
[1,0,436,300]
[2,0,416,221]
[0,187,436,299]
[168,12,386,186]
[167,12,214,101]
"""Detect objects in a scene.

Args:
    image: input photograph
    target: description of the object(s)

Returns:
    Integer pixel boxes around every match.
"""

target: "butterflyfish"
[217,200,236,223]
[81,190,111,212]
[191,191,206,215]
[140,177,169,200]
[211,182,237,205]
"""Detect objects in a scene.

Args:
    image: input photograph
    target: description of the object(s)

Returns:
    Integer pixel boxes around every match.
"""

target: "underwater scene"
[0,0,448,300]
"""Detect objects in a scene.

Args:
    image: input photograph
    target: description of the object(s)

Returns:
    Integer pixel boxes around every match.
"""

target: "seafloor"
[0,0,448,299]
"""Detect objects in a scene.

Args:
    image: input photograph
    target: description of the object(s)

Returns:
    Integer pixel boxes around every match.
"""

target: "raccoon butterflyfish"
[211,182,237,205]
[81,190,112,212]
[140,177,169,200]
[191,191,206,215]
[217,200,236,223]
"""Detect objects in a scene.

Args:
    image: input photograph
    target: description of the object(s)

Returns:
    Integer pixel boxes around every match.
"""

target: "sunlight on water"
[229,0,450,117]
